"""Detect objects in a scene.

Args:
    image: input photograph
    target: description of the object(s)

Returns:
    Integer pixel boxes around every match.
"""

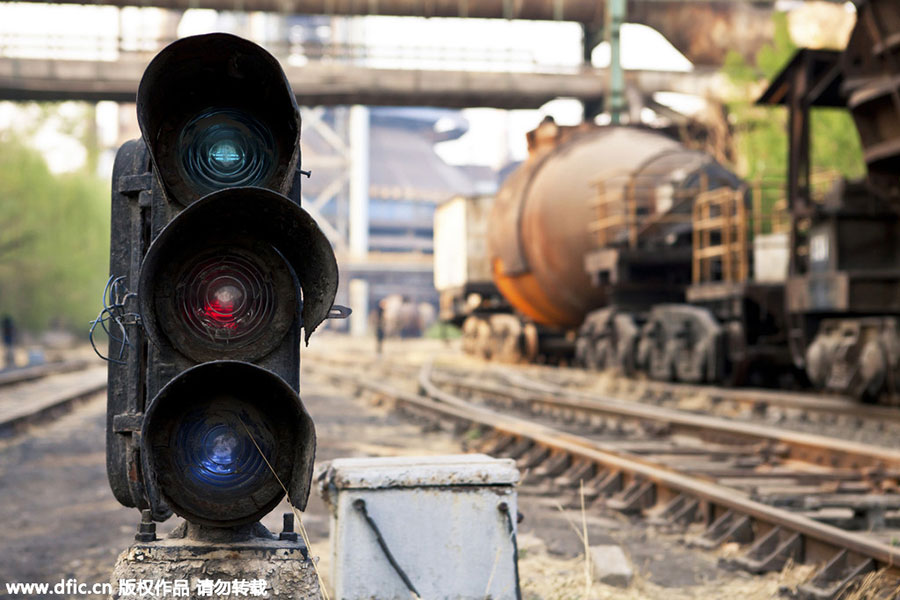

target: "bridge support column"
[581,23,604,120]
[349,279,369,338]
[349,104,369,260]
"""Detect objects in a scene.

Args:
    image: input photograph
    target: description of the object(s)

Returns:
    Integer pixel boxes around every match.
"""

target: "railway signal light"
[104,33,341,528]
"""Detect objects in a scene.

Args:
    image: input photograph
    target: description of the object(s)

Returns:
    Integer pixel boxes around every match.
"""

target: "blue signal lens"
[174,408,272,493]
[209,141,242,169]
[179,108,276,195]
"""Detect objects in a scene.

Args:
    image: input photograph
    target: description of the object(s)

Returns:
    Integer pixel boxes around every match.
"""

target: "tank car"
[435,121,745,365]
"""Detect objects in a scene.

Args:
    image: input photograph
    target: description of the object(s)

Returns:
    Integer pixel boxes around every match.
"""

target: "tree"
[0,134,109,335]
[723,12,865,184]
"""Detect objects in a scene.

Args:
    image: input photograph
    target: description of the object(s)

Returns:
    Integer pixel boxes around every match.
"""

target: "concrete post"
[348,104,369,260]
[349,278,369,337]
[606,0,627,124]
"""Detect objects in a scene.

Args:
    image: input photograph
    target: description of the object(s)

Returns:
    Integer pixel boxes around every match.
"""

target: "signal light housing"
[105,33,342,530]
[141,361,315,527]
[137,33,301,205]
[138,187,338,362]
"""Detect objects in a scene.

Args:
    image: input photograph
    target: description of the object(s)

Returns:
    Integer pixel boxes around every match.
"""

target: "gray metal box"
[318,454,519,600]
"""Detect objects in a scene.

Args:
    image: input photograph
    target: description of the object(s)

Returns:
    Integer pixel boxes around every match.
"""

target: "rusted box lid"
[318,454,519,490]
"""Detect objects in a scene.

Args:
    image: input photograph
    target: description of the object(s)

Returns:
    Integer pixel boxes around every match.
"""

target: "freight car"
[435,0,900,401]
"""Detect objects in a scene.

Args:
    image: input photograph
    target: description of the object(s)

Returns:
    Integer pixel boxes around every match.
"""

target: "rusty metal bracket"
[607,479,656,513]
[533,451,571,478]
[517,444,550,470]
[648,494,699,528]
[730,526,803,573]
[690,509,753,550]
[797,549,875,600]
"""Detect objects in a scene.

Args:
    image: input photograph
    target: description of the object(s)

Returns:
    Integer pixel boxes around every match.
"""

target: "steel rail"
[303,360,900,594]
[0,366,107,437]
[305,351,900,428]
[428,369,900,474]
[0,358,91,387]
[504,364,900,426]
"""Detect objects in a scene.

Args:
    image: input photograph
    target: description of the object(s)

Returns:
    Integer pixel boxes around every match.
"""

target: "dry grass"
[240,417,334,600]
[842,570,900,600]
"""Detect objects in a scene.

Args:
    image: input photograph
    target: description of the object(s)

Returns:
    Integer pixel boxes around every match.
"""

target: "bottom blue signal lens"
[142,361,313,526]
[202,425,240,473]
[173,407,272,495]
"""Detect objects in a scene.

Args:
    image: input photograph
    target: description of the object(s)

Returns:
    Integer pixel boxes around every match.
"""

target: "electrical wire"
[88,275,138,365]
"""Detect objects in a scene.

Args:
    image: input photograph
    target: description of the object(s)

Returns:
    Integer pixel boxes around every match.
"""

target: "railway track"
[506,363,900,447]
[0,361,106,437]
[0,358,92,387]
[307,347,900,448]
[303,357,900,599]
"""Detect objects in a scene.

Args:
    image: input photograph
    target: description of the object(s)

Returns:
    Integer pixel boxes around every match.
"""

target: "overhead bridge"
[0,55,720,107]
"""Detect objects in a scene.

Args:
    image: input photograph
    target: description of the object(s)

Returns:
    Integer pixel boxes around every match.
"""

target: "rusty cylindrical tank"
[488,122,738,330]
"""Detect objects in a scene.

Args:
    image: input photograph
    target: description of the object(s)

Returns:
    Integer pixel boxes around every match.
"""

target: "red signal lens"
[177,254,275,345]
[203,281,244,329]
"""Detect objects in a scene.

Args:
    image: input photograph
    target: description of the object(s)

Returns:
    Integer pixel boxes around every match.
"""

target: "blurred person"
[2,315,15,369]
[375,301,385,355]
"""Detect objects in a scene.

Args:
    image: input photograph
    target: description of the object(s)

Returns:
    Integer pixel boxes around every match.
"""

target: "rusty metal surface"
[488,125,742,330]
[489,126,679,328]
[627,1,774,65]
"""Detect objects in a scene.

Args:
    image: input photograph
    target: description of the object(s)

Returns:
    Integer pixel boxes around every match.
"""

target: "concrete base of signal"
[108,524,322,600]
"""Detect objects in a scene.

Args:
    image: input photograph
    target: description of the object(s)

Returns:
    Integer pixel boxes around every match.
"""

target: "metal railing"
[589,169,696,250]
[692,185,749,284]
[690,170,844,285]
[0,32,577,73]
